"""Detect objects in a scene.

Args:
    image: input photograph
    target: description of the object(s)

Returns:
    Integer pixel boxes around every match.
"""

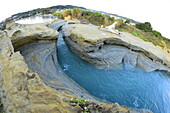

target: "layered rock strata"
[0,30,77,113]
[0,21,145,113]
[62,23,170,72]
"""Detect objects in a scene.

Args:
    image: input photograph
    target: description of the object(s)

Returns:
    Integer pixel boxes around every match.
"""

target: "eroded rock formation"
[0,21,146,113]
[62,23,170,72]
[0,22,81,113]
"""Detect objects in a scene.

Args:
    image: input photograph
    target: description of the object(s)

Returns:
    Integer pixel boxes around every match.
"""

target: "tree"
[125,19,131,24]
[63,9,72,16]
[53,12,64,19]
[41,8,51,14]
[136,22,152,32]
[152,30,162,37]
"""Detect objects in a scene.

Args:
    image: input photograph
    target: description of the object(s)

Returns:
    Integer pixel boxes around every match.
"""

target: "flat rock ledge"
[0,21,151,113]
[62,23,170,72]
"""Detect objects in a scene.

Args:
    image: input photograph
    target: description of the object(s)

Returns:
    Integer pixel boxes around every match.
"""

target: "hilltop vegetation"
[53,8,115,26]
[1,5,85,23]
[53,8,170,50]
[116,21,170,50]
[1,6,169,51]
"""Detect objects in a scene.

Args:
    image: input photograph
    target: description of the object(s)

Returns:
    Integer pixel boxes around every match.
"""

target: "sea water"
[16,15,57,24]
[17,15,170,113]
[57,31,170,113]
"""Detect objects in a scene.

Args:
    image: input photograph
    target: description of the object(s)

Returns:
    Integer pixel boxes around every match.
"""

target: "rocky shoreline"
[0,20,151,113]
[62,23,170,72]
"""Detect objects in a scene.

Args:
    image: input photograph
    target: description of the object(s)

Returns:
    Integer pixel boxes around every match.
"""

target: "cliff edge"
[62,23,170,72]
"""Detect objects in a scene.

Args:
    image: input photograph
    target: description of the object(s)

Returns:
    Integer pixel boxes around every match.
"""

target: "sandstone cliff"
[0,22,80,113]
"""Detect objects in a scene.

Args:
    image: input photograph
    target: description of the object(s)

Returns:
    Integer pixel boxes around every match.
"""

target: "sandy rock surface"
[0,21,147,113]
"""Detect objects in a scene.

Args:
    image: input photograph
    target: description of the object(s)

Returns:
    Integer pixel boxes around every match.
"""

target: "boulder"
[4,21,58,50]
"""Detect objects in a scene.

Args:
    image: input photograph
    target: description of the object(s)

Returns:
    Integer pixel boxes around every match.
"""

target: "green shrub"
[53,12,64,19]
[41,8,51,14]
[117,24,170,49]
[152,30,162,37]
[70,98,89,113]
[125,19,131,24]
[70,98,87,105]
[62,9,72,16]
[136,22,152,32]
[49,9,57,14]
[115,19,124,28]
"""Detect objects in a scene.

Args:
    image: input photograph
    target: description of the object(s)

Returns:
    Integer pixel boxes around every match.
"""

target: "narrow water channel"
[16,15,170,112]
[57,31,170,113]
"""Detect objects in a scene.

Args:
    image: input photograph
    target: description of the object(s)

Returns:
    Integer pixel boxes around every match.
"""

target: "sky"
[0,0,170,38]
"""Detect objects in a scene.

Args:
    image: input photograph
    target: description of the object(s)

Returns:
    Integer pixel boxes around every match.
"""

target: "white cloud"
[0,0,170,38]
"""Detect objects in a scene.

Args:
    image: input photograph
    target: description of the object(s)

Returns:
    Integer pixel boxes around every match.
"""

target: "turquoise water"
[57,32,170,113]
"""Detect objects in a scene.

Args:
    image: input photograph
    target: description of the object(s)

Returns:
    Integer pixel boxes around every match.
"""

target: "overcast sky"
[0,0,169,38]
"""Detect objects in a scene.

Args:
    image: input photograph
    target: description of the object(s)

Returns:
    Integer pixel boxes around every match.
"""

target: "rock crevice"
[0,21,142,113]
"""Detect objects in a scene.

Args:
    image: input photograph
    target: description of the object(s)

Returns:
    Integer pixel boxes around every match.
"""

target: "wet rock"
[0,21,145,113]
[62,23,170,72]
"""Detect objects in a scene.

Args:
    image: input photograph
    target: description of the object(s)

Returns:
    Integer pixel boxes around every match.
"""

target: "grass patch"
[70,98,87,105]
[70,98,89,113]
[54,8,170,50]
[117,25,170,49]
